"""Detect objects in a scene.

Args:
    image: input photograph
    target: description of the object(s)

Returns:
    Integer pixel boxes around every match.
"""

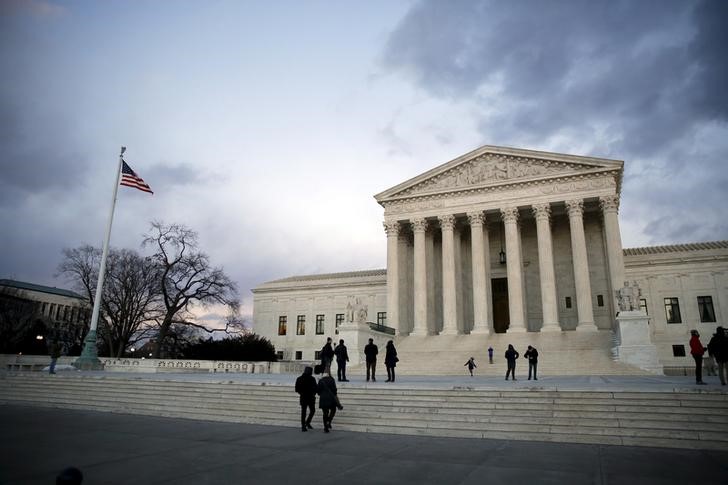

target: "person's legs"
[337,362,343,381]
[528,363,532,380]
[341,361,347,381]
[366,361,371,381]
[371,361,376,381]
[694,355,704,383]
[300,404,307,431]
[718,361,727,385]
[305,401,315,428]
[533,362,538,380]
[49,358,57,375]
[386,366,392,382]
[391,367,395,382]
[322,408,331,431]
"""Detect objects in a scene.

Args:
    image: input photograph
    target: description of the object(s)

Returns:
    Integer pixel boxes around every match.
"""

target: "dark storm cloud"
[382,0,728,243]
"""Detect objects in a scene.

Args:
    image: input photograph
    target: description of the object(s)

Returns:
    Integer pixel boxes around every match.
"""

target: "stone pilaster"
[532,204,561,332]
[410,218,429,336]
[468,211,490,334]
[384,220,401,335]
[565,199,598,331]
[600,195,625,313]
[501,207,526,333]
[439,214,459,335]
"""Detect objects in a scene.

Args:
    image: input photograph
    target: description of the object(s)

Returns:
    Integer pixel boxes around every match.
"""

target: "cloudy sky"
[2,0,727,321]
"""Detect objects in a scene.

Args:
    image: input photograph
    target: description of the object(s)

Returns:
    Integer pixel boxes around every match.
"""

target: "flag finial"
[120,146,126,156]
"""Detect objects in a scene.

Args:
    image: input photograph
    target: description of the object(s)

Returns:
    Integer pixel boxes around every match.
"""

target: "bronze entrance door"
[491,277,510,333]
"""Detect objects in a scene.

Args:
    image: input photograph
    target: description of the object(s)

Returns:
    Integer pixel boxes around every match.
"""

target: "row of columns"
[384,195,623,335]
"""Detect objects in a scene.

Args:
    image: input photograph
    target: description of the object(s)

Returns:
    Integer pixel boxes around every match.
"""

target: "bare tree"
[143,222,239,358]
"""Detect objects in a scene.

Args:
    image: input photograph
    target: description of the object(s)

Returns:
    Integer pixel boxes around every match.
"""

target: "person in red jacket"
[689,329,707,385]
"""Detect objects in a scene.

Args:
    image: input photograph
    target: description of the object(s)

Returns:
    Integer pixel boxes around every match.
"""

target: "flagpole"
[75,146,126,370]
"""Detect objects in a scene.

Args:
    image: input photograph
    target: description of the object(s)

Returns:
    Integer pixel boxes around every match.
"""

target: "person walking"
[320,337,335,375]
[384,340,398,382]
[488,346,494,364]
[524,345,539,380]
[708,326,728,385]
[317,368,342,433]
[334,339,350,382]
[364,338,378,382]
[48,340,61,375]
[294,366,317,432]
[505,344,519,381]
[464,357,477,376]
[689,330,707,385]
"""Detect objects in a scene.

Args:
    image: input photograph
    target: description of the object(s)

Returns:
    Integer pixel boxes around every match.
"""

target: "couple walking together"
[365,338,399,382]
[295,365,343,433]
[505,344,539,381]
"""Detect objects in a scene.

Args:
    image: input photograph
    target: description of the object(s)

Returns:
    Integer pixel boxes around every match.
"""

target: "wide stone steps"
[2,374,727,450]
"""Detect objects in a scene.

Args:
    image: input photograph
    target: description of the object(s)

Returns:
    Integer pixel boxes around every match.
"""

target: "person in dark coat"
[464,357,477,376]
[48,341,61,375]
[505,344,519,381]
[334,339,350,382]
[364,338,378,382]
[689,330,707,385]
[295,366,317,431]
[708,326,728,385]
[524,345,539,380]
[317,369,341,433]
[488,346,494,364]
[384,340,398,382]
[320,337,335,375]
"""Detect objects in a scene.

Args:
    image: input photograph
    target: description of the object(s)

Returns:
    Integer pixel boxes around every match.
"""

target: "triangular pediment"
[375,145,623,203]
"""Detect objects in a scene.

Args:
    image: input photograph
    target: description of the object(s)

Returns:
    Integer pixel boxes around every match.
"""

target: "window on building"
[295,351,302,360]
[664,297,682,324]
[672,345,686,357]
[50,304,56,320]
[276,351,284,360]
[697,296,716,323]
[278,316,287,335]
[597,295,604,307]
[55,305,61,320]
[315,350,321,360]
[335,313,344,328]
[377,312,387,325]
[639,298,648,315]
[42,302,48,316]
[565,297,572,309]
[315,314,325,335]
[297,315,306,335]
[63,306,70,322]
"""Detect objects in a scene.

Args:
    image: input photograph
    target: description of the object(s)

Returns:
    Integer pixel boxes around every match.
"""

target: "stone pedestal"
[337,323,371,366]
[614,311,662,374]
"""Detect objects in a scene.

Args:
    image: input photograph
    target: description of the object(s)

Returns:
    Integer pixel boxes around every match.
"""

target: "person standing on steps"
[505,344,519,381]
[689,329,707,385]
[464,357,477,376]
[708,326,728,386]
[317,368,341,433]
[364,338,378,382]
[48,340,61,375]
[488,346,494,364]
[334,339,349,382]
[295,366,317,432]
[320,337,335,375]
[524,345,539,380]
[385,340,398,382]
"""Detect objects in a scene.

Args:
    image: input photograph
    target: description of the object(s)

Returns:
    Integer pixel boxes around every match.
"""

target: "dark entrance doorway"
[492,277,509,333]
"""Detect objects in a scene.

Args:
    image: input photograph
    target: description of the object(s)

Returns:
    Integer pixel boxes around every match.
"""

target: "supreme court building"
[253,145,728,374]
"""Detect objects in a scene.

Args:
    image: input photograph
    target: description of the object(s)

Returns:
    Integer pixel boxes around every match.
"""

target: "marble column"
[565,199,598,331]
[410,218,429,336]
[468,212,490,334]
[439,214,458,335]
[532,204,561,332]
[501,207,526,332]
[384,220,401,334]
[600,195,625,312]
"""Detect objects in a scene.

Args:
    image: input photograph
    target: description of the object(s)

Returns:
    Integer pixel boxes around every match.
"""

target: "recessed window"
[335,314,344,327]
[697,296,716,323]
[597,295,604,307]
[664,297,682,324]
[672,345,686,357]
[42,302,48,315]
[639,298,648,315]
[315,315,325,335]
[377,312,387,325]
[295,351,302,360]
[565,297,572,309]
[276,351,284,360]
[296,315,306,335]
[314,350,321,360]
[278,316,287,335]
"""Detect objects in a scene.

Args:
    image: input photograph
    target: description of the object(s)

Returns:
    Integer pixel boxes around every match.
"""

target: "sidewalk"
[1,404,727,485]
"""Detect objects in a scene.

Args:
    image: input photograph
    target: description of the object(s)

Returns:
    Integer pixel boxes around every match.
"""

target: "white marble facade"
[252,145,728,370]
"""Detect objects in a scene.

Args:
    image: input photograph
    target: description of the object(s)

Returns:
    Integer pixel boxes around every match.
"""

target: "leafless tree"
[143,221,239,358]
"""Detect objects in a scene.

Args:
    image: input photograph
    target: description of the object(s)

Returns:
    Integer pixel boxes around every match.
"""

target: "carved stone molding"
[501,207,519,224]
[532,203,551,221]
[599,195,620,213]
[467,211,485,227]
[411,218,428,233]
[565,199,584,217]
[438,214,456,230]
[383,220,401,236]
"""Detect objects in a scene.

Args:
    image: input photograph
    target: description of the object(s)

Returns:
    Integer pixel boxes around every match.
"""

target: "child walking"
[464,357,477,376]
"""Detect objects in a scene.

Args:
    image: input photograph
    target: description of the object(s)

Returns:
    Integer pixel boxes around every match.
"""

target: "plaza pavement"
[1,372,728,484]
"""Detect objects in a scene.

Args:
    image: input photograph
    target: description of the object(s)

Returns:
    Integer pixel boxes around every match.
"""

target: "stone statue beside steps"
[616,280,642,313]
[345,297,368,324]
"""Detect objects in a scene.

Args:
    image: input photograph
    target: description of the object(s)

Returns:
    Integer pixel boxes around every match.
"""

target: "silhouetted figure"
[708,326,728,385]
[295,366,317,432]
[464,357,477,376]
[505,344,519,381]
[56,466,83,484]
[364,338,378,382]
[689,329,707,385]
[317,369,340,433]
[385,340,398,382]
[488,346,494,364]
[524,345,539,380]
[334,339,350,382]
[48,341,61,375]
[320,337,335,374]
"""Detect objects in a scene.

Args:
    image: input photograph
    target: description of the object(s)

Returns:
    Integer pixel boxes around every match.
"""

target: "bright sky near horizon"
[2,0,727,324]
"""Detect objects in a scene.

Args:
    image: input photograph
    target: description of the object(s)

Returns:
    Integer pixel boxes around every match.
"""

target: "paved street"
[1,403,727,485]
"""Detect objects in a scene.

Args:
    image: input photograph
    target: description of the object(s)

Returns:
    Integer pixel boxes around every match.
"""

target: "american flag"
[121,160,153,194]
